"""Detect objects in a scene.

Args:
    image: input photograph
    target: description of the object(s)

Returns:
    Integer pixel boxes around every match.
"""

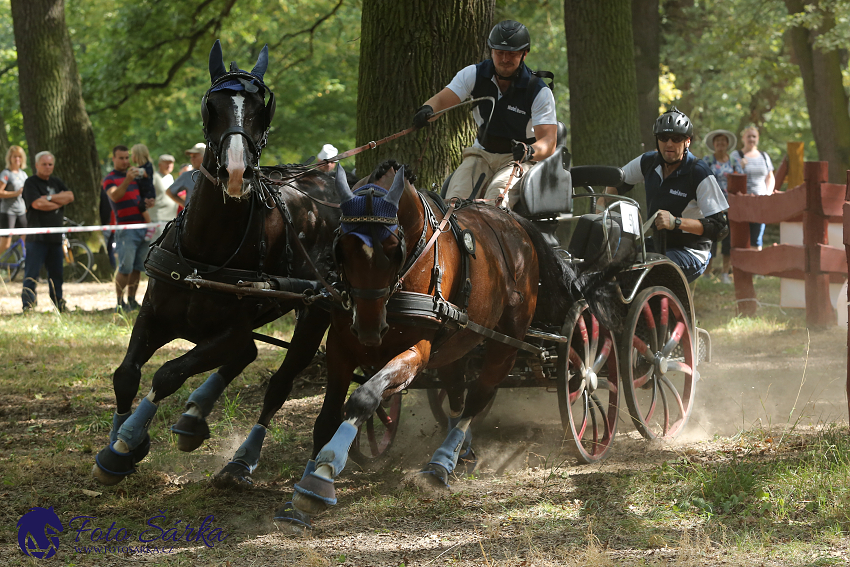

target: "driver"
[412,20,557,209]
[604,107,729,282]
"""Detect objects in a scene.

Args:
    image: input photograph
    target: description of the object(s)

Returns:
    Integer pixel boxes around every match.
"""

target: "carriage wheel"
[348,367,402,465]
[426,388,496,430]
[349,392,403,465]
[619,286,696,440]
[556,300,619,463]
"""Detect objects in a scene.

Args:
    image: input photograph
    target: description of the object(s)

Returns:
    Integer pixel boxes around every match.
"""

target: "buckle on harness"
[171,271,181,280]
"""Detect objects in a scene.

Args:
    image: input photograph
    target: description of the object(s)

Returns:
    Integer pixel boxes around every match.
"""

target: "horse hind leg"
[172,340,259,452]
[216,307,330,489]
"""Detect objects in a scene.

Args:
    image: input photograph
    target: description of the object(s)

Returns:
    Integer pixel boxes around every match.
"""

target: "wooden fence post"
[787,142,805,189]
[728,173,756,315]
[803,161,832,327]
[844,169,850,421]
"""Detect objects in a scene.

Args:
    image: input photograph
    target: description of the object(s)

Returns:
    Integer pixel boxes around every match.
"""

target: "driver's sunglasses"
[657,134,686,144]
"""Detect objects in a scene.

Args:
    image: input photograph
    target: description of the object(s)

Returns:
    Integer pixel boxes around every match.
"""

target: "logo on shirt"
[669,189,688,198]
[507,105,527,115]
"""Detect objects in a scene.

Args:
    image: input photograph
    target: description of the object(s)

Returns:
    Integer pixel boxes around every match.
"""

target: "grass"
[0,277,847,565]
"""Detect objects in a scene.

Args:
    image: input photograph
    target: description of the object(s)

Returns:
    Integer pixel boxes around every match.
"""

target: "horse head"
[333,162,414,346]
[201,40,276,198]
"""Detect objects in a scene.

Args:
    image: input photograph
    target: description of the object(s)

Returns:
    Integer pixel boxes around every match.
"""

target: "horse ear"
[385,165,406,208]
[209,40,226,83]
[251,44,269,79]
[334,162,355,203]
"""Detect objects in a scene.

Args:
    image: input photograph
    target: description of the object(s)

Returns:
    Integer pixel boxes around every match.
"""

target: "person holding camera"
[103,144,148,312]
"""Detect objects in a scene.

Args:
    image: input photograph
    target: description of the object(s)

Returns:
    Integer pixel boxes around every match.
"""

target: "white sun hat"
[703,129,737,152]
[317,144,338,160]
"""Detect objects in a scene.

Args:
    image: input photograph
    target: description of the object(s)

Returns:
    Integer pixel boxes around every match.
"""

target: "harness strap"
[398,199,457,284]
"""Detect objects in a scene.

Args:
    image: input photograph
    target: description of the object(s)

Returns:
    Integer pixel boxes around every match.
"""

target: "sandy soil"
[2,280,848,566]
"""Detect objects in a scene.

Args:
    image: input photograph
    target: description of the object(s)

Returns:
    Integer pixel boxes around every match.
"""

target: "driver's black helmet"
[487,20,530,52]
[653,106,693,138]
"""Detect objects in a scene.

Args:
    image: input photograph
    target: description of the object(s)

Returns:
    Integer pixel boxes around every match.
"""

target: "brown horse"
[276,162,606,527]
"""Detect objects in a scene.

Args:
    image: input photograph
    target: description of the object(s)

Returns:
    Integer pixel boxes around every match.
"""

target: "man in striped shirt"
[103,145,148,312]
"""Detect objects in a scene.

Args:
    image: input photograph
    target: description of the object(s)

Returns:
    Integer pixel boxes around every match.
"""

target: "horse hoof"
[294,472,337,508]
[212,462,253,489]
[92,442,138,486]
[132,434,151,464]
[274,501,314,531]
[171,414,210,452]
[292,490,329,516]
[416,463,451,489]
[91,463,126,486]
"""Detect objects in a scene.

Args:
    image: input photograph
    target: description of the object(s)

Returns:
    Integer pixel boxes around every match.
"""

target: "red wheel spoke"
[661,322,687,358]
[658,297,669,349]
[568,380,586,404]
[657,382,671,436]
[365,415,379,456]
[658,374,687,418]
[592,336,614,374]
[640,303,659,351]
[632,336,654,364]
[596,378,618,396]
[631,368,653,389]
[667,360,693,376]
[589,314,599,360]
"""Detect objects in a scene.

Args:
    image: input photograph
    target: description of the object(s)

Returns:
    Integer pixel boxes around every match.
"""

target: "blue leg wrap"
[109,412,131,445]
[230,424,266,473]
[186,372,227,417]
[429,425,467,475]
[447,416,472,452]
[315,421,358,478]
[117,398,158,450]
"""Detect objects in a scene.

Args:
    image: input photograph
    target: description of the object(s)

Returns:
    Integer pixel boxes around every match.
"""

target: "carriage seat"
[567,211,637,269]
[513,122,571,219]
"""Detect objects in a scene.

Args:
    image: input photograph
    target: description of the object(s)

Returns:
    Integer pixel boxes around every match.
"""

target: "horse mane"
[510,212,625,332]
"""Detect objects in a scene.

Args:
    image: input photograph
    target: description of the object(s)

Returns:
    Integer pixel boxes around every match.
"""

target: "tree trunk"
[11,0,101,224]
[356,0,494,189]
[785,0,850,184]
[632,0,660,154]
[564,0,641,169]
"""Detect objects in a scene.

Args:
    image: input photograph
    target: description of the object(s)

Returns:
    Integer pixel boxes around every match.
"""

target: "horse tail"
[510,213,576,326]
[511,212,627,331]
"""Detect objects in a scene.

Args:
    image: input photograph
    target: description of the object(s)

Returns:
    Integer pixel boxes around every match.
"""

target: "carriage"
[348,121,711,466]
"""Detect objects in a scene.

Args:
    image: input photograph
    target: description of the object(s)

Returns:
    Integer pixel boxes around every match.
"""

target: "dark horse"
[277,163,609,527]
[92,41,341,487]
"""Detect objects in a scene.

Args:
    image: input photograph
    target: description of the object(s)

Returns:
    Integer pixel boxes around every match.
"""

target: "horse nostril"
[217,166,229,181]
[244,165,255,180]
[379,323,389,338]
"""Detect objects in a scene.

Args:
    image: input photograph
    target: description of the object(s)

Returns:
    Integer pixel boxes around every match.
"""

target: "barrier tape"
[0,221,166,237]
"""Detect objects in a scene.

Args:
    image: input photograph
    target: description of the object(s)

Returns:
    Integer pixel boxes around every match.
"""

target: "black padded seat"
[513,122,571,219]
[567,212,637,269]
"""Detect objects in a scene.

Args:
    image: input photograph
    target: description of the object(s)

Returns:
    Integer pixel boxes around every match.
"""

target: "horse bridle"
[199,69,276,185]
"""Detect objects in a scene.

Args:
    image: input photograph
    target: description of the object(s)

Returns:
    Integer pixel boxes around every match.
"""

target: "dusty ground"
[1,280,848,566]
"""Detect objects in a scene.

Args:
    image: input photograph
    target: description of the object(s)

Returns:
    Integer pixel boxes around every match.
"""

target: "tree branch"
[0,61,17,80]
[270,0,345,61]
[88,0,238,115]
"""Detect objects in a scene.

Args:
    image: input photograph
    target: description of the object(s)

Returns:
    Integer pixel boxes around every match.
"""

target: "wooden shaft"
[803,161,832,327]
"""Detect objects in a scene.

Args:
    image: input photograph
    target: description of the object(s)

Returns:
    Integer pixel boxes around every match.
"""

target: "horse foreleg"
[288,338,431,519]
[217,307,330,488]
[170,337,258,452]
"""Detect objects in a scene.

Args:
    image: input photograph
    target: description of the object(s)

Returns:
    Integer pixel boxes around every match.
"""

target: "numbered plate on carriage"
[620,202,640,236]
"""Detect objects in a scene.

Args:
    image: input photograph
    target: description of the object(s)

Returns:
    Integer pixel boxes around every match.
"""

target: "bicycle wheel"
[0,244,23,281]
[64,239,94,283]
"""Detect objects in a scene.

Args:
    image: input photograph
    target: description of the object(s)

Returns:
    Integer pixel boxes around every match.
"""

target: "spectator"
[103,145,148,312]
[21,151,74,312]
[733,126,774,251]
[167,143,205,208]
[150,154,177,240]
[0,146,28,256]
[702,129,743,284]
[130,144,157,241]
[316,144,338,172]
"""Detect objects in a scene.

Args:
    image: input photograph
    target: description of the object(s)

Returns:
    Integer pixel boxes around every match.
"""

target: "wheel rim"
[64,241,93,283]
[426,388,496,430]
[557,301,619,463]
[350,393,402,461]
[620,286,695,440]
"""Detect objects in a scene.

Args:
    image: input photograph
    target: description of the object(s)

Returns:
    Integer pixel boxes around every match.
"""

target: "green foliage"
[662,0,815,163]
[0,0,24,149]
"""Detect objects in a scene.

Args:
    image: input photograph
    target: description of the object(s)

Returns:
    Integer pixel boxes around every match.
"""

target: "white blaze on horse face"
[360,240,374,261]
[225,93,248,198]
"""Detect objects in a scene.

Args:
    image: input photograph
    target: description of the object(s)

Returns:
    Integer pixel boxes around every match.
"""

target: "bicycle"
[0,235,25,281]
[56,218,94,284]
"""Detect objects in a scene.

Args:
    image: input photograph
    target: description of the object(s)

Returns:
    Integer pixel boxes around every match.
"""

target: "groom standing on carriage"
[411,20,558,209]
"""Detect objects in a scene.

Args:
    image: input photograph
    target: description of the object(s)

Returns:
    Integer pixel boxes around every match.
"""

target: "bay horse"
[276,163,612,527]
[92,41,341,488]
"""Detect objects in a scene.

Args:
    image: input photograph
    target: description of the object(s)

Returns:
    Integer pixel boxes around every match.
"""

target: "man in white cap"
[167,143,205,208]
[316,143,338,173]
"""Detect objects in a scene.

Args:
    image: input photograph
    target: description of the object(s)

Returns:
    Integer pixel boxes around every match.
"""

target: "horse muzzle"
[349,302,389,347]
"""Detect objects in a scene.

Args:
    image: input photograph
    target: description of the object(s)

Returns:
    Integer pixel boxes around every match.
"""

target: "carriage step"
[696,327,711,365]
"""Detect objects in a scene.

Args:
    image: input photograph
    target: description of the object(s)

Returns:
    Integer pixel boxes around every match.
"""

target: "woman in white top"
[0,146,29,256]
[734,126,774,250]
